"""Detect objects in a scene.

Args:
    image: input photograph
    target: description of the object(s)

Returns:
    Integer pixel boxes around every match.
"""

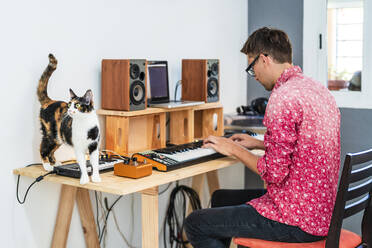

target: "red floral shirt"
[248,66,341,236]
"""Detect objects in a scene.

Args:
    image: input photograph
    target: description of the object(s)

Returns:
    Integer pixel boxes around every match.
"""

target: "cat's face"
[67,89,94,117]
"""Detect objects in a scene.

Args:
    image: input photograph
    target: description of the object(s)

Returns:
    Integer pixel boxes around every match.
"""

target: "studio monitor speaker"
[101,59,147,111]
[181,59,219,103]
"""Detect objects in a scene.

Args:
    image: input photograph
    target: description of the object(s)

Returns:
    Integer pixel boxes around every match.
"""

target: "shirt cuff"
[257,156,267,178]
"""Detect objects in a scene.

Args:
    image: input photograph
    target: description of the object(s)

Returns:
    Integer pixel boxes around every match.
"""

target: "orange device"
[114,157,152,179]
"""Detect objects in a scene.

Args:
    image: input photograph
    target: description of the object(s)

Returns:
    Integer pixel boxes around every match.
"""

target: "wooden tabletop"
[96,102,223,117]
[13,150,264,196]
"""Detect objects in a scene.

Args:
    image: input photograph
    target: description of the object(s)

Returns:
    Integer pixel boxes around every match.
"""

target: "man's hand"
[229,133,264,149]
[203,135,261,174]
[203,135,238,156]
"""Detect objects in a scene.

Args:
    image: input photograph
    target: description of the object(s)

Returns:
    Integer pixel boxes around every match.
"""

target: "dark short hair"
[241,27,292,64]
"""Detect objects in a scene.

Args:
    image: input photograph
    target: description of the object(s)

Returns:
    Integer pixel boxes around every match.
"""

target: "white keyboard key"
[160,147,217,163]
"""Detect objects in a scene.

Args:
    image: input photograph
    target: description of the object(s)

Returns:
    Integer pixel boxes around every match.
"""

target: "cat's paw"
[80,175,90,185]
[91,174,102,183]
[42,163,53,171]
[54,161,62,167]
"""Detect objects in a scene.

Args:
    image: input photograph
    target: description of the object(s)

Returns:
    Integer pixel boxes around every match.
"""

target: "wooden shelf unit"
[103,112,166,155]
[97,102,224,154]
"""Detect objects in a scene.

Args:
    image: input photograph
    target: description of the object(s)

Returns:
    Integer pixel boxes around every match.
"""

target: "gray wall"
[339,108,372,155]
[338,108,372,233]
[245,0,304,190]
[246,0,303,103]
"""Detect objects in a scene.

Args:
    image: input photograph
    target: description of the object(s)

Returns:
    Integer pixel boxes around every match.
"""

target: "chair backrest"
[326,149,372,248]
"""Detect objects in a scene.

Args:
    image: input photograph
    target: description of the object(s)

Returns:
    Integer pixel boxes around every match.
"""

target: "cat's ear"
[83,89,93,105]
[69,88,77,99]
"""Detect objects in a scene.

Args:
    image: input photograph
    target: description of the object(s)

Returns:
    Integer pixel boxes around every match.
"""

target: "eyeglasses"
[245,54,268,77]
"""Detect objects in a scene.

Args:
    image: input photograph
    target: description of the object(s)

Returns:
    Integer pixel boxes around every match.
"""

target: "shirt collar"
[274,65,302,90]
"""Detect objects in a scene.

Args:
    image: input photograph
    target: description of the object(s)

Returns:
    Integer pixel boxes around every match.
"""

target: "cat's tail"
[37,54,58,105]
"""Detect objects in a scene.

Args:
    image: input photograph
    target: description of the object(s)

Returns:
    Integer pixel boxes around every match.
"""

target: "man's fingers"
[203,135,218,144]
[203,136,211,144]
[203,142,213,148]
[230,134,243,141]
[202,142,211,148]
[231,137,241,142]
[203,142,217,151]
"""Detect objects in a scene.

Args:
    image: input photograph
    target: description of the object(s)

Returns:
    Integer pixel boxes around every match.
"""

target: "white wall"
[0,0,248,247]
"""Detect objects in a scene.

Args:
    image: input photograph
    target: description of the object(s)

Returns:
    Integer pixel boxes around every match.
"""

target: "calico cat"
[38,54,101,184]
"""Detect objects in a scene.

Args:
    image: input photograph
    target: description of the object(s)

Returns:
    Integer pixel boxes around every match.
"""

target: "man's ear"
[261,54,268,64]
[262,54,272,67]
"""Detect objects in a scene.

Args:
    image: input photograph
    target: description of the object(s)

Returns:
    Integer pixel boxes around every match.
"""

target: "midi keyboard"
[134,130,263,172]
[54,157,129,178]
[134,140,224,172]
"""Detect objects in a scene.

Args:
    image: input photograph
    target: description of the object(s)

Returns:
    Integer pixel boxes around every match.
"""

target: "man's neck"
[273,63,293,83]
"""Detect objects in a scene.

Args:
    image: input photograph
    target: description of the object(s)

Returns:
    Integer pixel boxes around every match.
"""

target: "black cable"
[163,185,201,248]
[158,115,170,139]
[159,182,173,195]
[99,195,123,243]
[110,154,130,163]
[130,153,141,161]
[174,80,182,101]
[166,118,170,127]
[94,191,101,238]
[16,163,55,204]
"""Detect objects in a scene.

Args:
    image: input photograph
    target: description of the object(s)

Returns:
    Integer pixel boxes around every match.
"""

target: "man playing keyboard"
[184,27,341,248]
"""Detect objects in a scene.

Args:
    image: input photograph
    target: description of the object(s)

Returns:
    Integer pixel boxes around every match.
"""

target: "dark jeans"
[184,189,325,248]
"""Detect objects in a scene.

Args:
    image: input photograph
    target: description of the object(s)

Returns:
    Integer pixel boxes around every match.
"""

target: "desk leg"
[206,170,220,197]
[188,174,205,214]
[188,171,220,213]
[76,188,100,248]
[51,185,77,248]
[141,187,159,248]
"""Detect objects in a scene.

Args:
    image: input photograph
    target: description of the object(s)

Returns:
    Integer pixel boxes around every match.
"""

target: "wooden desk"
[13,151,264,248]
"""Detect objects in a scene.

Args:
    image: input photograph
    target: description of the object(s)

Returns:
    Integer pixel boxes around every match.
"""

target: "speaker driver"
[130,80,145,105]
[130,64,140,80]
[207,78,218,97]
[211,63,219,76]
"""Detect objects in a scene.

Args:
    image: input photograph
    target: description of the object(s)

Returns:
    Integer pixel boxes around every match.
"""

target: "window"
[327,0,363,91]
[303,0,372,109]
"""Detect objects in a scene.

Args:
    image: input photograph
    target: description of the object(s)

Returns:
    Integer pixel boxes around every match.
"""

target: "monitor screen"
[148,62,169,100]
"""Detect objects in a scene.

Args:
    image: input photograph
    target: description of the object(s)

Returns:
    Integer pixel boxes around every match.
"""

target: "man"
[184,27,341,248]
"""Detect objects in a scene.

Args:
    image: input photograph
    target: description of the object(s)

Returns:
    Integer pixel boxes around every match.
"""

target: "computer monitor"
[147,61,170,103]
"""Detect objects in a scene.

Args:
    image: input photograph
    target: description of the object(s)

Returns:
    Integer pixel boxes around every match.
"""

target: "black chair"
[234,149,372,248]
